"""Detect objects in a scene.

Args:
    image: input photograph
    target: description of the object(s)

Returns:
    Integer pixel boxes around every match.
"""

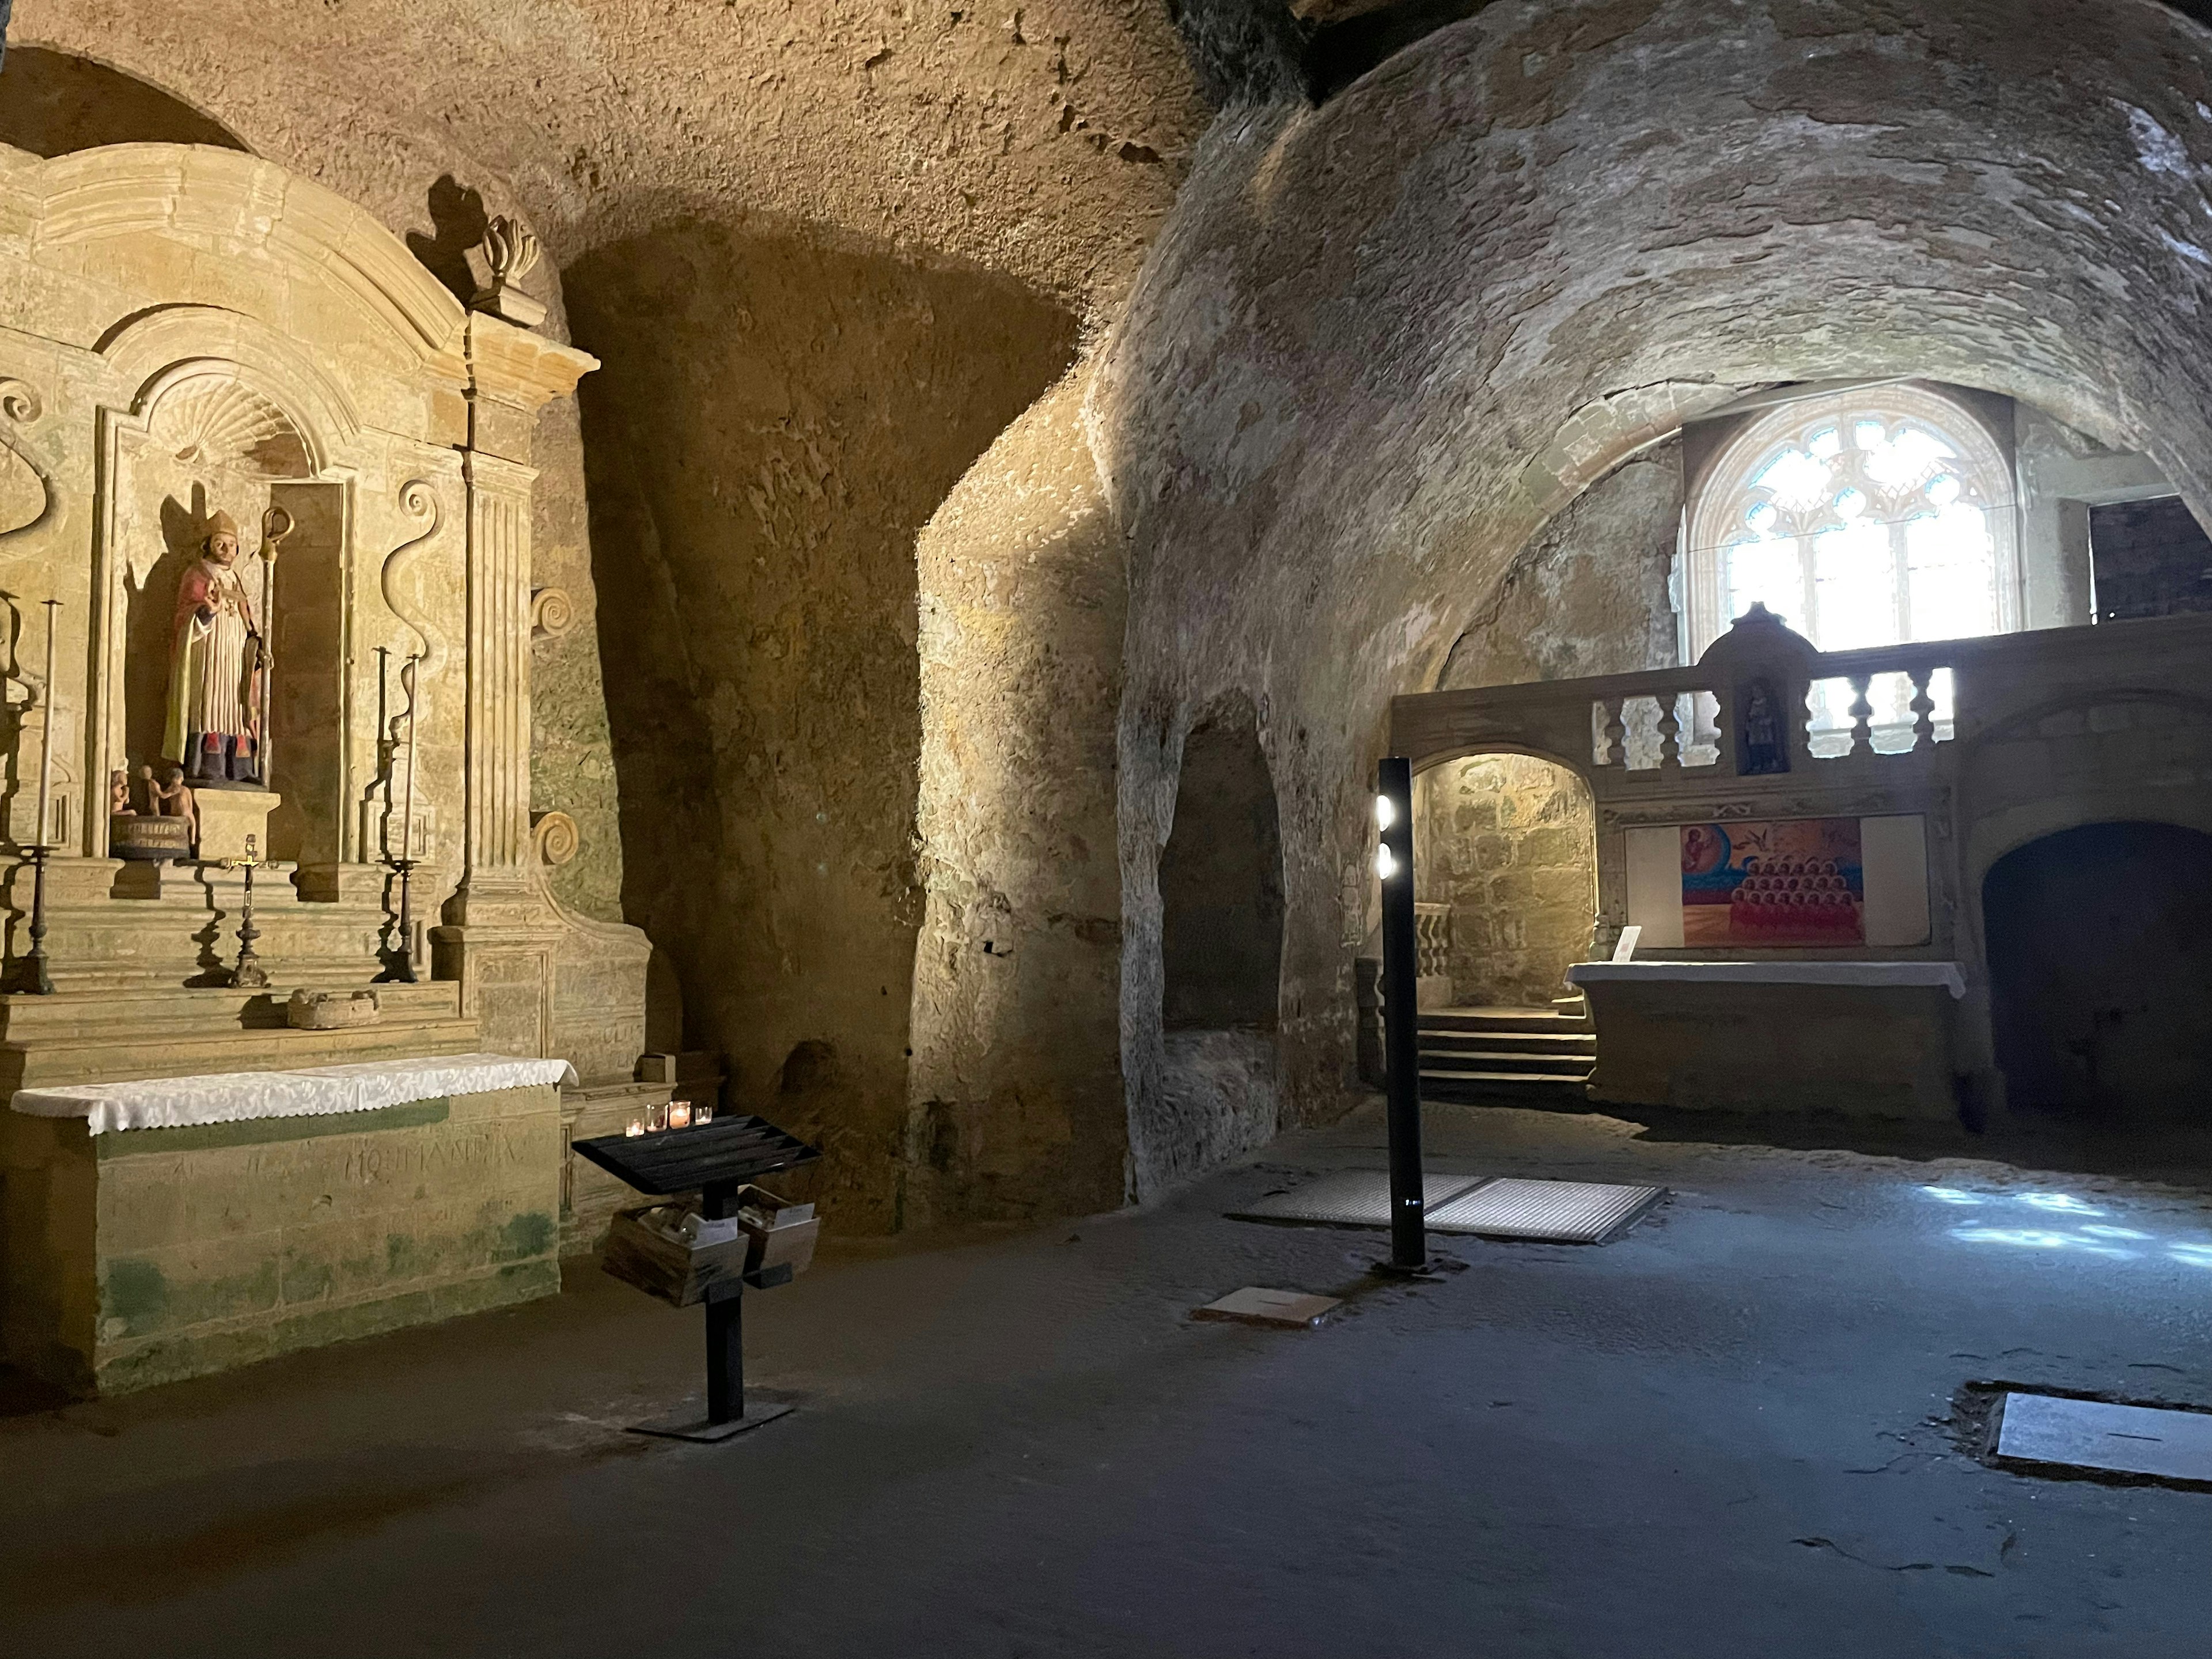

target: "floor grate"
[1229,1169,1484,1228]
[1425,1177,1665,1244]
[1995,1392,2212,1484]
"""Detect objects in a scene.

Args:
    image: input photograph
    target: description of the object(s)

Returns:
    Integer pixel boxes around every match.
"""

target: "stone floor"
[4,1101,2211,1657]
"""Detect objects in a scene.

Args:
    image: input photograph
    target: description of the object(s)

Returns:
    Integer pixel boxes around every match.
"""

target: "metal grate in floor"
[1229,1169,1486,1228]
[1996,1392,2212,1484]
[1424,1177,1665,1244]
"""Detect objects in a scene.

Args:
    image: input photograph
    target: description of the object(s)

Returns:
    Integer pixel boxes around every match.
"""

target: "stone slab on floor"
[1995,1392,2212,1484]
[1192,1287,1341,1328]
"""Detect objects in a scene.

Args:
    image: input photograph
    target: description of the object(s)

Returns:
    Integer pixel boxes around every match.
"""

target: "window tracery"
[1683,385,2020,753]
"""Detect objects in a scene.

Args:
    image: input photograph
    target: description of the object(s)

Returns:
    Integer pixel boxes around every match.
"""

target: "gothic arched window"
[1683,384,2019,751]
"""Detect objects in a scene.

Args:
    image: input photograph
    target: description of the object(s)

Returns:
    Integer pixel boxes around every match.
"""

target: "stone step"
[1420,1008,1592,1035]
[1424,1035,1601,1057]
[1418,1047,1594,1077]
[1418,1067,1592,1102]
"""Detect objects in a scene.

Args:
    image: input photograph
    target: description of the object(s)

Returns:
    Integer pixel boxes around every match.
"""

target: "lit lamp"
[1374,757,1429,1275]
[668,1102,692,1130]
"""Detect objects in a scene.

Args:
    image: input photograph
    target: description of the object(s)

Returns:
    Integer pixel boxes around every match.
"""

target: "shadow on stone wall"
[1986,820,2212,1122]
[0,47,247,157]
[567,219,1078,1231]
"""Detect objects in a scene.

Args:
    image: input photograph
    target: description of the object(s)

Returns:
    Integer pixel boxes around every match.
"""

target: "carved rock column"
[431,312,597,1056]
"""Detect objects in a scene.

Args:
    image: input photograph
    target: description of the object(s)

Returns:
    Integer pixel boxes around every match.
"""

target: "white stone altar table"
[1565,960,1969,1120]
[3,1054,577,1396]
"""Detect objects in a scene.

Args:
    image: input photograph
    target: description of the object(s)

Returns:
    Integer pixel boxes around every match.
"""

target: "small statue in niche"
[109,769,135,816]
[141,762,198,844]
[163,507,285,790]
[1737,677,1790,775]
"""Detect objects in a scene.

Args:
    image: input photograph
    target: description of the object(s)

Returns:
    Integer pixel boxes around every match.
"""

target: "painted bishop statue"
[163,508,269,790]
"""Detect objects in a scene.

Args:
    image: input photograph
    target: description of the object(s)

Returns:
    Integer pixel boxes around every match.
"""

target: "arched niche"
[1411,750,1598,1010]
[102,358,349,865]
[1160,701,1285,1032]
[1984,822,2212,1120]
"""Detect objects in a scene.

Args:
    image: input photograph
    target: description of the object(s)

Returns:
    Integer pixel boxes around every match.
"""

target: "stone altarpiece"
[0,142,652,1094]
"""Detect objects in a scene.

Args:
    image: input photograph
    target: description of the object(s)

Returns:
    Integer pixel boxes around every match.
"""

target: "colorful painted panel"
[1680,818,1864,946]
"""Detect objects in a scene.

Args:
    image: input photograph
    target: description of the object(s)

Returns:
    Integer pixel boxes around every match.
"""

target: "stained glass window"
[1683,386,2020,753]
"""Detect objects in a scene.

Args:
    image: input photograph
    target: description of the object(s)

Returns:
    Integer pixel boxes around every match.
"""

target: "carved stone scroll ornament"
[380,480,448,677]
[530,809,579,867]
[365,480,449,857]
[0,377,56,552]
[529,586,574,642]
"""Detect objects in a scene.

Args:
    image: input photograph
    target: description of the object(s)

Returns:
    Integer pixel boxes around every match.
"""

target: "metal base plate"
[1425,1178,1665,1244]
[1230,1169,1484,1227]
[627,1395,796,1444]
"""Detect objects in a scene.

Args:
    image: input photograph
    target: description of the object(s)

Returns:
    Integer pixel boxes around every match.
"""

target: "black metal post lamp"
[1374,755,1430,1275]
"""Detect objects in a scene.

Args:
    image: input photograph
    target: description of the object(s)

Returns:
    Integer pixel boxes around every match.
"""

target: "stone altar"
[0,143,668,1387]
[0,142,652,1075]
[1566,961,1968,1120]
[4,1053,574,1395]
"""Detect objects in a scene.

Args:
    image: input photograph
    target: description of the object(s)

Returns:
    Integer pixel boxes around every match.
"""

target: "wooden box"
[737,1185,819,1277]
[603,1203,749,1308]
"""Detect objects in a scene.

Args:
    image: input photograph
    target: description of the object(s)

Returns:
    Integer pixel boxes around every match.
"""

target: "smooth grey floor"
[4,1101,2211,1657]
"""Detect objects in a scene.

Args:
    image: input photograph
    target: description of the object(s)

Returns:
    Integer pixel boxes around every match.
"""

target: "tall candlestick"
[33,600,57,851]
[399,653,420,862]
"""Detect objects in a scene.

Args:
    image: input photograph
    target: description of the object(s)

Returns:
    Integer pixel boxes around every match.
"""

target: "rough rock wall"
[568,223,1080,1230]
[1415,755,1596,1008]
[10,2,1207,1227]
[1096,0,2212,1196]
[1412,448,1677,1007]
[0,45,245,154]
[908,368,1129,1226]
[1435,446,1681,690]
[14,2,1204,310]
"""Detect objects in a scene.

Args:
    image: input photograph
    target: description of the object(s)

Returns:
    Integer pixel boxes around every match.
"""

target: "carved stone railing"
[1413,901,1452,982]
[1394,604,2212,791]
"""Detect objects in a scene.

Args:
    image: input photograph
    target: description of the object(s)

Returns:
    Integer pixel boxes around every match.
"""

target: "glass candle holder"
[695,1103,715,1126]
[624,1119,645,1138]
[647,1103,668,1132]
[669,1101,692,1130]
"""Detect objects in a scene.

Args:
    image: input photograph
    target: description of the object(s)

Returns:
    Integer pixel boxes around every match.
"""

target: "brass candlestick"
[221,833,270,990]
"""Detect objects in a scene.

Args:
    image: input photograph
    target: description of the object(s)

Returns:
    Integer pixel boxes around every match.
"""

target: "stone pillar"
[432,313,597,1057]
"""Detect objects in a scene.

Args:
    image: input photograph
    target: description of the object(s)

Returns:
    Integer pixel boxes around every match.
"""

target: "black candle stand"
[377,855,420,983]
[573,1113,819,1442]
[2,843,54,995]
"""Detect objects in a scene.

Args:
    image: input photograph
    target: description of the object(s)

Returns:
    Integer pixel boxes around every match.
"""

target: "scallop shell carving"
[149,373,313,478]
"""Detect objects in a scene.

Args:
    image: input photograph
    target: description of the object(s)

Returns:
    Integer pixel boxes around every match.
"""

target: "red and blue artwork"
[1681,818,1863,946]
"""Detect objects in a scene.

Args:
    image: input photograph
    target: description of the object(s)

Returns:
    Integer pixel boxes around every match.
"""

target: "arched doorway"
[1410,752,1599,1100]
[1984,822,2212,1119]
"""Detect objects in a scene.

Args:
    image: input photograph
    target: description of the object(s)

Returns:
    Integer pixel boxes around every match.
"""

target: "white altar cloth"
[9,1053,581,1135]
[1567,960,1967,999]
